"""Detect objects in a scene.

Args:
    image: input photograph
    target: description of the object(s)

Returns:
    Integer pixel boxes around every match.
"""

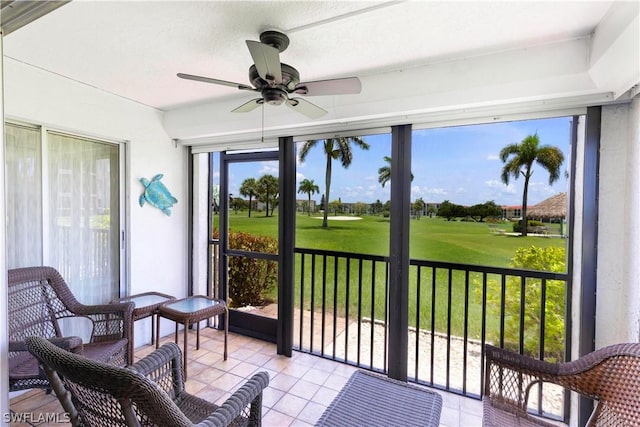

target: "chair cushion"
[9,352,40,380]
[83,339,129,366]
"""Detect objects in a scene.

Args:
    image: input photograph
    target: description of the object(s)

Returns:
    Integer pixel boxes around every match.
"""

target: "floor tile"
[263,409,295,427]
[297,400,327,424]
[9,328,483,427]
[288,379,321,400]
[271,393,309,418]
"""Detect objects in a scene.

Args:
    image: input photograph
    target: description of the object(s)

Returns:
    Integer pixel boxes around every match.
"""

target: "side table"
[112,292,176,362]
[156,295,228,378]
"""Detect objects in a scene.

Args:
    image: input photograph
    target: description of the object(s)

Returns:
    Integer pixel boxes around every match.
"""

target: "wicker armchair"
[483,343,640,426]
[8,266,133,392]
[25,336,269,427]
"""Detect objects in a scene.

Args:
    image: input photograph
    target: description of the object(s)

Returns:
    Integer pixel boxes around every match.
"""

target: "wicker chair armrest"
[74,301,134,316]
[9,336,83,353]
[484,345,562,417]
[129,342,185,396]
[198,371,270,427]
[485,345,560,377]
[74,301,134,341]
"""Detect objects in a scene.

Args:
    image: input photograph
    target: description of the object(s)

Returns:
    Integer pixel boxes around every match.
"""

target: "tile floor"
[9,327,484,426]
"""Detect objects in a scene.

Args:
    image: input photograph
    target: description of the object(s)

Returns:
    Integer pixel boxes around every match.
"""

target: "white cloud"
[259,162,278,175]
[486,154,499,161]
[411,186,447,199]
[485,179,517,194]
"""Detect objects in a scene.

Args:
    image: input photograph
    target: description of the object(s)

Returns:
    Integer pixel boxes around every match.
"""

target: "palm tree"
[239,178,258,217]
[299,137,370,227]
[298,179,320,216]
[500,133,564,236]
[378,156,413,187]
[258,174,279,217]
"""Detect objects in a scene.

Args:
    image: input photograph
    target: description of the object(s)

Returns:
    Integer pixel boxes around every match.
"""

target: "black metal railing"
[209,242,569,420]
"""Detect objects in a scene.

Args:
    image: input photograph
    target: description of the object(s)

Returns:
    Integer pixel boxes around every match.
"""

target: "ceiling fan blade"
[177,73,255,91]
[286,98,327,119]
[231,98,263,113]
[246,40,283,84]
[293,77,362,96]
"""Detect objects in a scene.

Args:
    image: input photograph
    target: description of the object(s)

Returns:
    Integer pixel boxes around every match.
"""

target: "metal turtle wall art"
[139,174,177,216]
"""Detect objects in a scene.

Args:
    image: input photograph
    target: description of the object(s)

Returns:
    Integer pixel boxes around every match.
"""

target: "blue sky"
[224,116,572,207]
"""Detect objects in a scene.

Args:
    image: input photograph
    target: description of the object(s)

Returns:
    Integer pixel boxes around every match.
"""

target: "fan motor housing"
[261,88,287,105]
[249,63,300,91]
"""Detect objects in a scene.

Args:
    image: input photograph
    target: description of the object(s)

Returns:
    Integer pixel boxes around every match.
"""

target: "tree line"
[235,175,279,217]
[233,132,564,234]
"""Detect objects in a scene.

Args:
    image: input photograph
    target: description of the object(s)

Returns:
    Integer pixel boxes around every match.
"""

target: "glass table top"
[121,293,173,308]
[164,296,222,313]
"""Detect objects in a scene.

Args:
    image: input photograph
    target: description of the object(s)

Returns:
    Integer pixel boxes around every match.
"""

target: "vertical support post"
[187,149,194,296]
[207,154,215,298]
[563,116,579,422]
[388,124,411,381]
[219,152,229,303]
[278,136,295,356]
[578,106,600,425]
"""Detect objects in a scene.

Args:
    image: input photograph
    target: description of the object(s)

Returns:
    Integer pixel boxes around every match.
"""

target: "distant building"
[502,205,522,220]
[296,199,317,213]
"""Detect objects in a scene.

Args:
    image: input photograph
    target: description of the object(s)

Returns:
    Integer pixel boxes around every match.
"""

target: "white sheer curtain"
[5,123,120,305]
[47,131,120,304]
[5,123,43,268]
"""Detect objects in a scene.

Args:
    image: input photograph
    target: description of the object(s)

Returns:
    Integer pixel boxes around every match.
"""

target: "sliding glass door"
[5,123,123,304]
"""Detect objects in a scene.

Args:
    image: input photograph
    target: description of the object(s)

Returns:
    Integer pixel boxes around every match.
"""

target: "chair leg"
[42,365,81,426]
[248,393,264,427]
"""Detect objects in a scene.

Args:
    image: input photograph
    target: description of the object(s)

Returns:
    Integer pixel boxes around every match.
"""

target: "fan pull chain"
[261,102,265,143]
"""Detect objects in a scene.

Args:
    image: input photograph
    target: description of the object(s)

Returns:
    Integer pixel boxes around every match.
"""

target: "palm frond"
[298,140,319,162]
[535,146,565,184]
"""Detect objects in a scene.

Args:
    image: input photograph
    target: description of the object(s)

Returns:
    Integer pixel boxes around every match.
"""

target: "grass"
[222,211,567,341]
[225,212,564,267]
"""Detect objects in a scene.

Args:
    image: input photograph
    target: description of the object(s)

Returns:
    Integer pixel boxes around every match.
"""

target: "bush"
[213,229,278,308]
[481,245,566,361]
[512,219,544,233]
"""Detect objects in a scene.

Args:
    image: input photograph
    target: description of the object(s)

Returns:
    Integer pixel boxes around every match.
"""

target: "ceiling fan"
[177,30,361,119]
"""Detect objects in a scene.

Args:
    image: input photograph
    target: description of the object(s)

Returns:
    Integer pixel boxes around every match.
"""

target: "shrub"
[213,229,278,308]
[481,245,566,361]
[512,219,544,233]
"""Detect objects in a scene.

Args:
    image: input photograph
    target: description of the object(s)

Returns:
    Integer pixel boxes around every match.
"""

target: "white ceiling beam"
[168,36,611,146]
[588,1,640,98]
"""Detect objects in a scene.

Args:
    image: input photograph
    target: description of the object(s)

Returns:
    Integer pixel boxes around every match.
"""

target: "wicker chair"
[483,343,640,426]
[25,336,269,427]
[8,266,133,392]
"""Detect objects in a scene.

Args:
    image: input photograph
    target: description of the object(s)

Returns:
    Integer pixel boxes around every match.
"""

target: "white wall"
[3,57,190,347]
[0,33,9,423]
[596,94,640,346]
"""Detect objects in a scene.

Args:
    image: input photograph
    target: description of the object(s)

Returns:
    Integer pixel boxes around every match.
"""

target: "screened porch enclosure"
[205,113,584,424]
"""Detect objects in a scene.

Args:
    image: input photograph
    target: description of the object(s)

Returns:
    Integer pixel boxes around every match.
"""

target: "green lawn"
[224,212,565,268]
[222,212,567,347]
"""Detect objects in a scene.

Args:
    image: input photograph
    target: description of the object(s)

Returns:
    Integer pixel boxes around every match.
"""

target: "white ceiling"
[2,0,638,145]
